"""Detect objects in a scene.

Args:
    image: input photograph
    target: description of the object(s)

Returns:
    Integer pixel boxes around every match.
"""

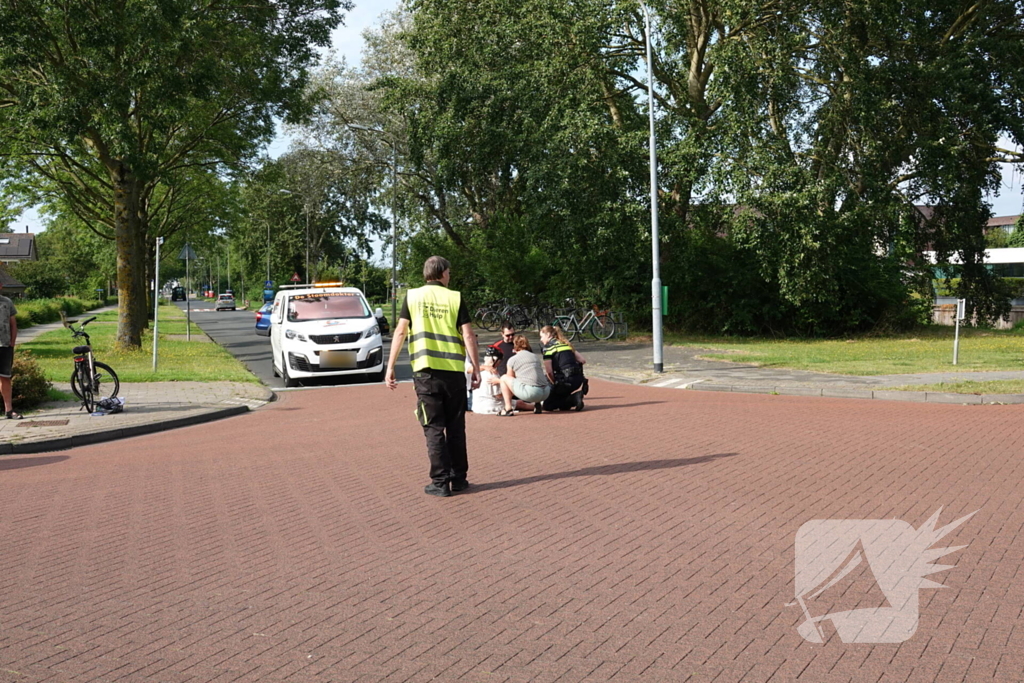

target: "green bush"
[13,297,103,328]
[8,349,52,412]
[934,278,1024,299]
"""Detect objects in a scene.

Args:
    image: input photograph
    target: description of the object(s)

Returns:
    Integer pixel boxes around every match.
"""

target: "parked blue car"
[255,302,273,336]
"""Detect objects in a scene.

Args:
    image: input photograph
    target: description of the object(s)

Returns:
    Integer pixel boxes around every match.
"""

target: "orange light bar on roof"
[312,281,345,287]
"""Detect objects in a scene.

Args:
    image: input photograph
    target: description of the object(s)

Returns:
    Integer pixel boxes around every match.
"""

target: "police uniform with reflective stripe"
[400,283,472,486]
[542,339,584,410]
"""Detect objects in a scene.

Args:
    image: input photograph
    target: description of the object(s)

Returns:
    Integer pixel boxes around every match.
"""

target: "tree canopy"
[0,0,349,347]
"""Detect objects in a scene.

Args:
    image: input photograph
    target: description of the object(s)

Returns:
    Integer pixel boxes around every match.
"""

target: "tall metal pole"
[305,204,310,284]
[645,5,664,373]
[266,219,271,282]
[185,246,191,342]
[391,140,398,327]
[152,237,162,371]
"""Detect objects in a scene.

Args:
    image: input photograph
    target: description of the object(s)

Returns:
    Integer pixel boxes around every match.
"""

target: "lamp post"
[348,123,399,327]
[644,4,664,373]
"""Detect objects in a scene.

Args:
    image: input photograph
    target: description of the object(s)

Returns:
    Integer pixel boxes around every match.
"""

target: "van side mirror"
[374,307,384,319]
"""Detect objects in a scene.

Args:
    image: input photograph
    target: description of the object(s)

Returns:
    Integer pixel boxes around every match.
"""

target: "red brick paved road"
[0,381,1021,682]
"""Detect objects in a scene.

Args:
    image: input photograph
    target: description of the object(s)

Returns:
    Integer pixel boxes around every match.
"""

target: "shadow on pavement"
[0,456,70,470]
[571,400,667,411]
[469,452,738,492]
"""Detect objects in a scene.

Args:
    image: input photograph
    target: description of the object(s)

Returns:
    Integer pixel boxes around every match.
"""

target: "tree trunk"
[112,165,145,350]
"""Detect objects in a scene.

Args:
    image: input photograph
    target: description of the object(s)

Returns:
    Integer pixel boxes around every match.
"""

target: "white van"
[270,284,384,387]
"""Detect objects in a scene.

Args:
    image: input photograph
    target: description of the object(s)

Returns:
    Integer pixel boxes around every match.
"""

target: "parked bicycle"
[553,304,616,341]
[62,314,120,413]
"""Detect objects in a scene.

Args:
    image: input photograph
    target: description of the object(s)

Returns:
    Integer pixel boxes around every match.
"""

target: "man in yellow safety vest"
[386,256,480,497]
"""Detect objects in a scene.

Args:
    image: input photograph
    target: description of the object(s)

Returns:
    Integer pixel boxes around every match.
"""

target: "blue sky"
[10,1,1023,232]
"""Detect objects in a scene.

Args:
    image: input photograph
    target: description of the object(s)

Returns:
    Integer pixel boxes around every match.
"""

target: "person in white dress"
[471,347,504,415]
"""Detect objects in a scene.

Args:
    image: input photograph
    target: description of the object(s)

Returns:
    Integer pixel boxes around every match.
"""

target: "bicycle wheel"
[554,317,579,342]
[590,314,615,340]
[72,361,120,403]
[480,311,500,332]
[77,366,95,413]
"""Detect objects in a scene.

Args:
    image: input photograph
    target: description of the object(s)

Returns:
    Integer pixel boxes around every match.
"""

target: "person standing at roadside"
[0,281,22,419]
[386,256,480,497]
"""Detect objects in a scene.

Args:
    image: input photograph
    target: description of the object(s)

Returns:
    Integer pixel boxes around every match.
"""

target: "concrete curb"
[0,405,251,456]
[592,370,1024,405]
[684,383,1024,405]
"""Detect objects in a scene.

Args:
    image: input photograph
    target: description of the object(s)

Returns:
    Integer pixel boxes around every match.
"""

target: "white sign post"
[152,237,163,371]
[953,298,966,365]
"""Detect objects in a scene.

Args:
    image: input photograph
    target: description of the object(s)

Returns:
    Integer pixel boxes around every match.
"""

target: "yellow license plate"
[320,351,358,369]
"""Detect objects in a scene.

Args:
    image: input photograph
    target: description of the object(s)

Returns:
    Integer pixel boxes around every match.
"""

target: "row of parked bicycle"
[473,298,627,342]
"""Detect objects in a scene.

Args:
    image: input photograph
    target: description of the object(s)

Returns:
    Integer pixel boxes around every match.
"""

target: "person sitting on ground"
[540,325,587,412]
[471,347,504,415]
[489,322,515,376]
[497,335,551,416]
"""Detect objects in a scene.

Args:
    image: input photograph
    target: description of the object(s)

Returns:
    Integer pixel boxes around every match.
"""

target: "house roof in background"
[0,233,35,259]
[988,215,1019,227]
[0,264,25,289]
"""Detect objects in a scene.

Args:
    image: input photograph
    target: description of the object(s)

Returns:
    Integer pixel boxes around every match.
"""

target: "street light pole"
[346,123,398,323]
[644,4,664,373]
[305,204,310,284]
[390,139,398,327]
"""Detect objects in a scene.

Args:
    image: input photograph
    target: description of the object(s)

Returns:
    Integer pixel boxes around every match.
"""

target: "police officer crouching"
[539,325,588,411]
[386,256,480,497]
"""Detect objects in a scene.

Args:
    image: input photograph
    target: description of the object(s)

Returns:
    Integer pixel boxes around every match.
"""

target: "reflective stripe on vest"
[407,286,465,372]
[543,342,574,358]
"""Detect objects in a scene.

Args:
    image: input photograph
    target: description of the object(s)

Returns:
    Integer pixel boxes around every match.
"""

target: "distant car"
[171,286,186,301]
[375,308,390,336]
[255,302,272,336]
[215,293,236,311]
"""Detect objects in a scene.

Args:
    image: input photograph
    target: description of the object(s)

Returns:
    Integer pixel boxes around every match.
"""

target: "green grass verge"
[887,379,1024,394]
[21,302,258,384]
[660,326,1024,375]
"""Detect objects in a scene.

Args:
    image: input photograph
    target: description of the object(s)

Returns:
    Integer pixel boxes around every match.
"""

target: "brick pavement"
[0,381,1022,682]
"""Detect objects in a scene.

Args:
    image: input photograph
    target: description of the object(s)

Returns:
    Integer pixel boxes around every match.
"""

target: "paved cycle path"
[0,379,1020,681]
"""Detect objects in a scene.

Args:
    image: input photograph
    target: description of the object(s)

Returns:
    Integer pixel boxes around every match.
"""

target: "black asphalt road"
[173,300,412,390]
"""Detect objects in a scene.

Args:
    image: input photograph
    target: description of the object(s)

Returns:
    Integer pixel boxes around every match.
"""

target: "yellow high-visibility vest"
[407,285,466,372]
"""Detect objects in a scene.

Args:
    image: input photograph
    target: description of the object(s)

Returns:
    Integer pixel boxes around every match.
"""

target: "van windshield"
[287,292,370,322]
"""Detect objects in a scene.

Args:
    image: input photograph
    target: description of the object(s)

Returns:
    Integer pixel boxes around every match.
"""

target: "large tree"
[0,0,348,348]
[371,0,1024,333]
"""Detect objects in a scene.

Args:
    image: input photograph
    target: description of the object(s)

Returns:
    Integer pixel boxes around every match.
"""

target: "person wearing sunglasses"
[488,322,516,376]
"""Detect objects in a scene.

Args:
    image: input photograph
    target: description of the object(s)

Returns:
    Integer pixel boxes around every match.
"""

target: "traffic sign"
[264,280,274,288]
[291,273,301,283]
[178,244,197,260]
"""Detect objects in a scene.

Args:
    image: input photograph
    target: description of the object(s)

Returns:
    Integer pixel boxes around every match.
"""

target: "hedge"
[12,297,105,329]
[933,278,1024,299]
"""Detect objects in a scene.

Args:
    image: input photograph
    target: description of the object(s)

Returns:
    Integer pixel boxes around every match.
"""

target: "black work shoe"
[424,482,451,497]
[533,403,543,414]
[450,479,470,492]
[574,393,585,411]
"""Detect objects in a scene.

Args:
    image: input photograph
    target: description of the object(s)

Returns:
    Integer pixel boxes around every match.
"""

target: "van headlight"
[363,325,380,339]
[284,329,307,341]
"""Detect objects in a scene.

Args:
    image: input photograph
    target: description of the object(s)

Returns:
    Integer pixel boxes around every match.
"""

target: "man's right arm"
[385,318,410,390]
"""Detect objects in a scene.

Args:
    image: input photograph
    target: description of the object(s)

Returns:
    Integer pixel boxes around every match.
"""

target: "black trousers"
[542,374,584,411]
[413,369,468,484]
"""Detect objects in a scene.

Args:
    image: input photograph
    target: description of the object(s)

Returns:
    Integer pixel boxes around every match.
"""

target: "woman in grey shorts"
[497,335,551,416]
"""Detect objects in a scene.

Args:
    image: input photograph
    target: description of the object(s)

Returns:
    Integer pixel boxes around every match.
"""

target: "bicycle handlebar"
[81,316,97,326]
